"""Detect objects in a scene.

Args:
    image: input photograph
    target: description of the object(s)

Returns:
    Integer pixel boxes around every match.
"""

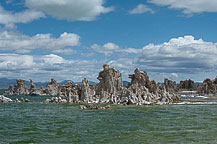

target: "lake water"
[1,96,217,144]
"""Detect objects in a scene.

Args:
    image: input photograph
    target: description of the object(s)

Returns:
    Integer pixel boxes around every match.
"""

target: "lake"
[0,96,217,144]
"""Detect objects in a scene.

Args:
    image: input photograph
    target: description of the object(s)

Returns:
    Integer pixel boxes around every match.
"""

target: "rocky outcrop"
[95,64,123,101]
[44,65,180,105]
[4,64,180,105]
[178,79,196,91]
[58,82,81,103]
[197,77,217,95]
[14,79,29,95]
[81,78,95,103]
[4,79,29,95]
[4,78,59,96]
[164,78,177,92]
[29,79,44,96]
[125,68,179,105]
[6,85,14,95]
[45,78,59,96]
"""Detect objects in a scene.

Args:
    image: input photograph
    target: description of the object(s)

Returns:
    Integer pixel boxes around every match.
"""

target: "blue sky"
[0,0,217,83]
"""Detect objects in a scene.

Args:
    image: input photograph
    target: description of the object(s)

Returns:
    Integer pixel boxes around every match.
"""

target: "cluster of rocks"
[44,64,180,105]
[164,78,177,92]
[197,78,217,96]
[80,104,111,110]
[164,79,197,92]
[6,79,29,95]
[4,78,59,96]
[4,64,181,105]
[164,77,217,97]
[178,79,196,91]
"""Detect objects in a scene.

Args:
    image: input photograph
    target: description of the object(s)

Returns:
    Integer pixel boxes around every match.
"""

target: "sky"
[0,0,217,83]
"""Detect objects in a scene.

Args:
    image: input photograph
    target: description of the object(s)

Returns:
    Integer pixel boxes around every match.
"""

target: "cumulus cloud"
[0,5,45,28]
[25,0,114,21]
[91,42,120,55]
[0,54,34,70]
[135,35,217,73]
[91,42,139,55]
[148,0,217,15]
[171,73,179,78]
[0,31,80,53]
[119,48,140,54]
[0,53,105,82]
[129,4,154,14]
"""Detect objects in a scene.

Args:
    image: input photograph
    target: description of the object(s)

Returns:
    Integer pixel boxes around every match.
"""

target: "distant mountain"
[0,78,17,89]
[0,78,97,89]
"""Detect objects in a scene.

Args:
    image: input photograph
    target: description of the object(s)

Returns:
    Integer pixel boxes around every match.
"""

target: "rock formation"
[178,79,196,91]
[45,78,59,96]
[58,82,81,103]
[164,78,177,92]
[81,78,95,103]
[6,85,14,95]
[4,78,59,96]
[197,77,217,95]
[95,64,123,101]
[14,79,29,95]
[29,79,43,96]
[4,64,180,105]
[125,68,179,105]
[4,79,29,95]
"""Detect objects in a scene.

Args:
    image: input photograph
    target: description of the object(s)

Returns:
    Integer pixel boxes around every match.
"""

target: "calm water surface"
[0,96,217,144]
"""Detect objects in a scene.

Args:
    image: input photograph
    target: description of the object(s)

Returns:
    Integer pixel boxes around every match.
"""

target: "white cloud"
[52,49,77,55]
[0,31,80,53]
[91,42,120,55]
[91,42,139,55]
[0,53,106,82]
[135,35,217,73]
[129,4,154,14]
[0,54,34,70]
[25,0,114,21]
[42,54,66,64]
[148,0,217,15]
[0,5,45,28]
[171,73,179,78]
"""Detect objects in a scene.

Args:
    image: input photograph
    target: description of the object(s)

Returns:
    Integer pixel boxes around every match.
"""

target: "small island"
[2,64,217,105]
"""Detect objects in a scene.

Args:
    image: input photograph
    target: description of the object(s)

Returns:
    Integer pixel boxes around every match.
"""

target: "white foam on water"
[180,95,208,99]
[174,101,217,105]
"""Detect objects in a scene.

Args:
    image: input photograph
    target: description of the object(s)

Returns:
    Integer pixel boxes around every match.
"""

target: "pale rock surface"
[81,78,95,103]
[96,64,123,101]
[45,78,59,96]
[4,79,29,95]
[164,78,177,92]
[58,81,81,103]
[197,77,217,95]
